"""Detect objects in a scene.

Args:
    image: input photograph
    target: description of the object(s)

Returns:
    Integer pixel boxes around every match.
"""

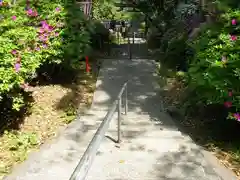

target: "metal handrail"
[69,81,128,180]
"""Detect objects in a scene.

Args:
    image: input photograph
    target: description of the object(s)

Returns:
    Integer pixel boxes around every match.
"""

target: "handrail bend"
[69,81,128,180]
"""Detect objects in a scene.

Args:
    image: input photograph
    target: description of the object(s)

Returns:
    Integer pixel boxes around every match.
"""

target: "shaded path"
[85,58,237,180]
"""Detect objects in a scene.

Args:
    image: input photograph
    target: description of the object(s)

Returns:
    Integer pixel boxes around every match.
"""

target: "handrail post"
[128,35,132,60]
[125,85,128,115]
[117,97,122,143]
[133,32,135,45]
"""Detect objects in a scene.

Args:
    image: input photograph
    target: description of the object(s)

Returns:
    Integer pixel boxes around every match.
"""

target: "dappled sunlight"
[154,144,224,179]
[90,55,178,130]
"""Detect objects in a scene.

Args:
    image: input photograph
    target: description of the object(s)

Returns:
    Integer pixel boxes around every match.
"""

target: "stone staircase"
[5,56,237,180]
[85,111,223,180]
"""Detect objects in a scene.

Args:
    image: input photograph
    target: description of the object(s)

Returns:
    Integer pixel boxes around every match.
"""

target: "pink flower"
[42,23,49,30]
[14,63,21,72]
[39,35,48,42]
[12,16,16,20]
[41,20,47,25]
[55,32,59,36]
[56,7,60,12]
[230,35,237,41]
[38,28,45,33]
[26,8,33,16]
[41,23,54,32]
[48,26,54,31]
[35,47,40,51]
[233,113,240,122]
[27,8,38,17]
[11,50,17,55]
[232,19,237,25]
[40,21,54,32]
[42,44,48,48]
[224,101,232,108]
[228,90,233,97]
[32,10,38,17]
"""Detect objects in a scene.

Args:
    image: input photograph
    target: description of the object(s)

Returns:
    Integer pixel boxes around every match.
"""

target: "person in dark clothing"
[110,20,116,31]
[121,20,127,38]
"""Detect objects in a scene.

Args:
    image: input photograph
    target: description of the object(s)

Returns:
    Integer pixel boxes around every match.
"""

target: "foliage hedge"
[187,8,240,121]
[124,0,240,122]
[0,0,95,110]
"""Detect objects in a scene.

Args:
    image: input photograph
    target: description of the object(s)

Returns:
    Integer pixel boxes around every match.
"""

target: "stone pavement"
[85,58,237,180]
[4,57,237,180]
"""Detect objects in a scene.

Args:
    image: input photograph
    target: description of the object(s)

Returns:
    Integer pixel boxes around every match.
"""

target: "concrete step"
[85,128,223,180]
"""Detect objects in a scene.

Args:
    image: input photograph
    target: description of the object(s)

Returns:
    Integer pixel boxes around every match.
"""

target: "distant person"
[110,20,116,31]
[115,21,121,32]
[121,20,127,38]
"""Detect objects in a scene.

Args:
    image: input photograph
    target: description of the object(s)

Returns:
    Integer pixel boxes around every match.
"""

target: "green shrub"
[147,0,199,71]
[160,26,188,70]
[89,20,110,50]
[0,0,92,110]
[187,9,240,121]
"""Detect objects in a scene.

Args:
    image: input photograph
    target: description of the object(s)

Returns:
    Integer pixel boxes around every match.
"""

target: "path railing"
[69,81,128,180]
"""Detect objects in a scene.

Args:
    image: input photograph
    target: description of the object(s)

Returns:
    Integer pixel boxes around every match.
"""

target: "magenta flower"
[0,2,2,6]
[35,47,40,51]
[26,8,38,17]
[41,22,54,32]
[43,37,48,41]
[233,113,240,121]
[26,8,33,16]
[42,44,48,48]
[55,32,59,36]
[48,26,54,31]
[232,19,237,25]
[42,23,49,30]
[41,20,47,25]
[12,16,16,21]
[56,7,60,12]
[38,28,45,33]
[11,50,17,55]
[32,10,38,17]
[14,63,21,72]
[39,35,48,42]
[41,21,52,31]
[224,101,232,108]
[230,35,237,41]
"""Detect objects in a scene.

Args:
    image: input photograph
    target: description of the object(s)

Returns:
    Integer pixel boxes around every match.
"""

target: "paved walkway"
[5,57,237,180]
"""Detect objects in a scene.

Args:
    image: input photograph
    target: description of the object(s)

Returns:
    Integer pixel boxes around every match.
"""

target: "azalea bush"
[187,9,240,121]
[0,0,93,110]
